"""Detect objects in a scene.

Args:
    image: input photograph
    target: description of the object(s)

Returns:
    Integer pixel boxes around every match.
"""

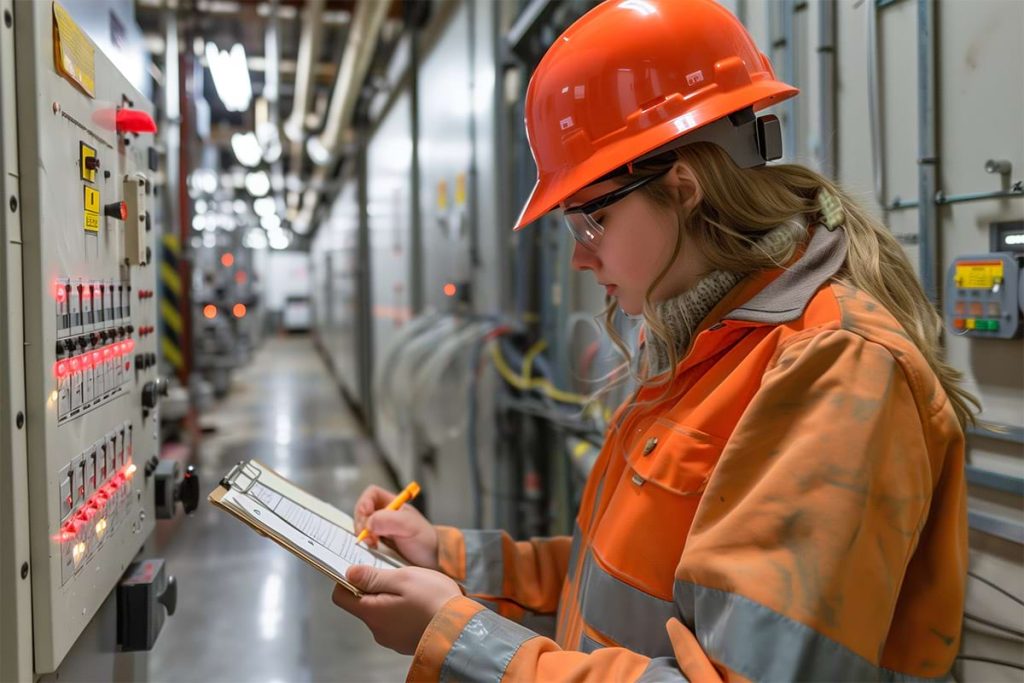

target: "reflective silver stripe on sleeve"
[675,581,953,682]
[462,529,505,595]
[439,609,538,683]
[579,632,604,653]
[578,552,676,658]
[637,657,690,682]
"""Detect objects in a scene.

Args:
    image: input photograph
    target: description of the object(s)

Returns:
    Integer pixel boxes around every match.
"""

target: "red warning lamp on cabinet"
[221,253,235,268]
[115,109,157,134]
[443,283,457,297]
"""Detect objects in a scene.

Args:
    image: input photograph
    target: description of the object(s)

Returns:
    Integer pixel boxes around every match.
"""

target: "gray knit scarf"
[645,220,808,375]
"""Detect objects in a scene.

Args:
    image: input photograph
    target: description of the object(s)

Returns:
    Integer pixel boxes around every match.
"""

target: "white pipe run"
[283,0,326,144]
[307,0,392,167]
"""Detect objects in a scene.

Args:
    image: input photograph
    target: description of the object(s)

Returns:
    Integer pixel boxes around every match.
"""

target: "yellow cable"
[521,340,548,383]
[487,341,590,406]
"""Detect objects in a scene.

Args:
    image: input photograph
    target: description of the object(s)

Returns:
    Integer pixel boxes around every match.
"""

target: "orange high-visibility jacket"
[409,227,967,682]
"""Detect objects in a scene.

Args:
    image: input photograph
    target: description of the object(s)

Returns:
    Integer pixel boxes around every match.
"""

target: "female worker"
[331,0,973,680]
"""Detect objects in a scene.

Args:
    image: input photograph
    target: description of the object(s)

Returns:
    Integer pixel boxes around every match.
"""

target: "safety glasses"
[561,168,670,250]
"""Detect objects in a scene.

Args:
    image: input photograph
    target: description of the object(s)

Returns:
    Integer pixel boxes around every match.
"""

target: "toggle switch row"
[55,278,132,339]
[54,338,135,421]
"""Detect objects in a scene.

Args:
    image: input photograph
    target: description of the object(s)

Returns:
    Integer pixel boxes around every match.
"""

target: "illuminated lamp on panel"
[203,304,218,319]
[235,270,247,285]
[232,303,246,318]
[54,280,67,302]
[443,283,457,297]
[54,360,69,379]
[221,253,235,268]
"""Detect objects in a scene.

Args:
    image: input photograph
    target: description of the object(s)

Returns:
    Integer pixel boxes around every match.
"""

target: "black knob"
[118,326,126,337]
[145,246,152,264]
[158,574,177,616]
[78,335,88,349]
[99,330,109,341]
[178,465,199,514]
[90,332,99,345]
[63,339,75,352]
[104,201,126,220]
[55,341,64,355]
[84,156,100,171]
[142,380,158,408]
[127,324,135,334]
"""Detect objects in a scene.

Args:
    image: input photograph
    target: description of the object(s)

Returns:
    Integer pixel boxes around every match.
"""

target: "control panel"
[14,3,162,672]
[945,253,1022,339]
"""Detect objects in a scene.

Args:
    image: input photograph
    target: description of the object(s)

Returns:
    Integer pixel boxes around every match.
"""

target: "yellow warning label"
[53,2,96,97]
[436,179,448,211]
[84,211,99,233]
[955,261,1003,289]
[83,186,99,213]
[455,173,467,207]
[80,142,97,182]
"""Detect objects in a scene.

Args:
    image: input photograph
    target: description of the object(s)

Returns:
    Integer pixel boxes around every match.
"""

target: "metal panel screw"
[8,196,16,212]
[15,411,24,429]
[20,562,28,579]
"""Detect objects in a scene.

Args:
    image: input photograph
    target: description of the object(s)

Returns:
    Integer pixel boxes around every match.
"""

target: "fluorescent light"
[253,197,276,217]
[233,199,247,214]
[305,136,330,165]
[195,199,208,214]
[205,42,252,112]
[268,230,290,250]
[231,132,263,168]
[260,214,281,230]
[245,170,271,197]
[243,228,268,250]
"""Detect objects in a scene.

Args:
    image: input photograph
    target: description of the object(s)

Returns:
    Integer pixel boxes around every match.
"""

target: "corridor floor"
[148,334,411,682]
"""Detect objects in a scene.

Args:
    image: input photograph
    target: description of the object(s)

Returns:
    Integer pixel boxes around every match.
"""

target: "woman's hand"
[353,485,439,569]
[331,566,462,655]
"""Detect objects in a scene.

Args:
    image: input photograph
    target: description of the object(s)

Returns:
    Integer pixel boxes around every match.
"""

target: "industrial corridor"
[147,334,410,682]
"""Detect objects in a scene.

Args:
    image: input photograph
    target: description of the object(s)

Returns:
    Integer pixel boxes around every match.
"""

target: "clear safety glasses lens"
[563,211,604,249]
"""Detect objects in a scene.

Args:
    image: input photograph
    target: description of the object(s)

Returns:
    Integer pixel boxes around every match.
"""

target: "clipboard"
[208,459,405,597]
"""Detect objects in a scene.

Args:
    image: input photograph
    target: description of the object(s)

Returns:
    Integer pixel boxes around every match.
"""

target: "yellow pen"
[355,481,421,545]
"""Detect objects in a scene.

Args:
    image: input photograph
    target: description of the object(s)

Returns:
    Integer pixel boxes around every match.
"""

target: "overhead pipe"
[283,0,326,183]
[306,0,392,167]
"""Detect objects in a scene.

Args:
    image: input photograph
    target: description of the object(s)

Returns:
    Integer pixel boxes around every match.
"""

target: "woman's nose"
[570,240,599,271]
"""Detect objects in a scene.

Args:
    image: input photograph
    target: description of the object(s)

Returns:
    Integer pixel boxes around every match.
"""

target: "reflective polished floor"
[149,335,411,682]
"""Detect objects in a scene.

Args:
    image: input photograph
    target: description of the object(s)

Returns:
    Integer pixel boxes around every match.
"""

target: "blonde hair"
[598,142,978,427]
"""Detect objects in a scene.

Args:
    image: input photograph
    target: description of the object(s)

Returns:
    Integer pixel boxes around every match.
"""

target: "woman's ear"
[664,159,703,212]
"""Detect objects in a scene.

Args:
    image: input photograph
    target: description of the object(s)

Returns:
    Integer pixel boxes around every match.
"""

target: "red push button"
[115,109,158,134]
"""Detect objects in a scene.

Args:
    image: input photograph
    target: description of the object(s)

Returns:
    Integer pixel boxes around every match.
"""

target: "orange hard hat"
[514,0,798,230]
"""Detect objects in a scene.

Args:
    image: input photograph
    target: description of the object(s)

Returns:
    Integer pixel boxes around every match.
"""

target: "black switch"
[104,201,127,220]
[84,156,100,171]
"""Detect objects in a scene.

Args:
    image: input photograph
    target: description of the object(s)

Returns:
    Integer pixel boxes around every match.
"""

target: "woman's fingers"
[353,485,395,532]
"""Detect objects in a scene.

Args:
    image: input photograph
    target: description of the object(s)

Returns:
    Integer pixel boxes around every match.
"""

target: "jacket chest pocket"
[591,420,725,594]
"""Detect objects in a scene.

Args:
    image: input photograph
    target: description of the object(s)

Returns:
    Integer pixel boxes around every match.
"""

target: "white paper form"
[221,484,400,574]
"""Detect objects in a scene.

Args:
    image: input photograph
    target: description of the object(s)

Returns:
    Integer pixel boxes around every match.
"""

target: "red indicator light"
[203,304,217,319]
[91,350,102,366]
[235,270,248,285]
[119,342,128,355]
[103,346,113,359]
[126,338,135,353]
[114,108,158,134]
[55,361,68,379]
[221,253,235,268]
[232,303,247,318]
[76,507,95,522]
[81,353,93,369]
[54,281,67,302]
[82,287,92,299]
[443,283,457,297]
[69,357,80,372]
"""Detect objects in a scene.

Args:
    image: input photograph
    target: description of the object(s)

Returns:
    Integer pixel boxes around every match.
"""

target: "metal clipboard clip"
[219,460,262,493]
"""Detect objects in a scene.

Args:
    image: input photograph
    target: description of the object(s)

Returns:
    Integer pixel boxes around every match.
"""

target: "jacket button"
[642,437,658,456]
